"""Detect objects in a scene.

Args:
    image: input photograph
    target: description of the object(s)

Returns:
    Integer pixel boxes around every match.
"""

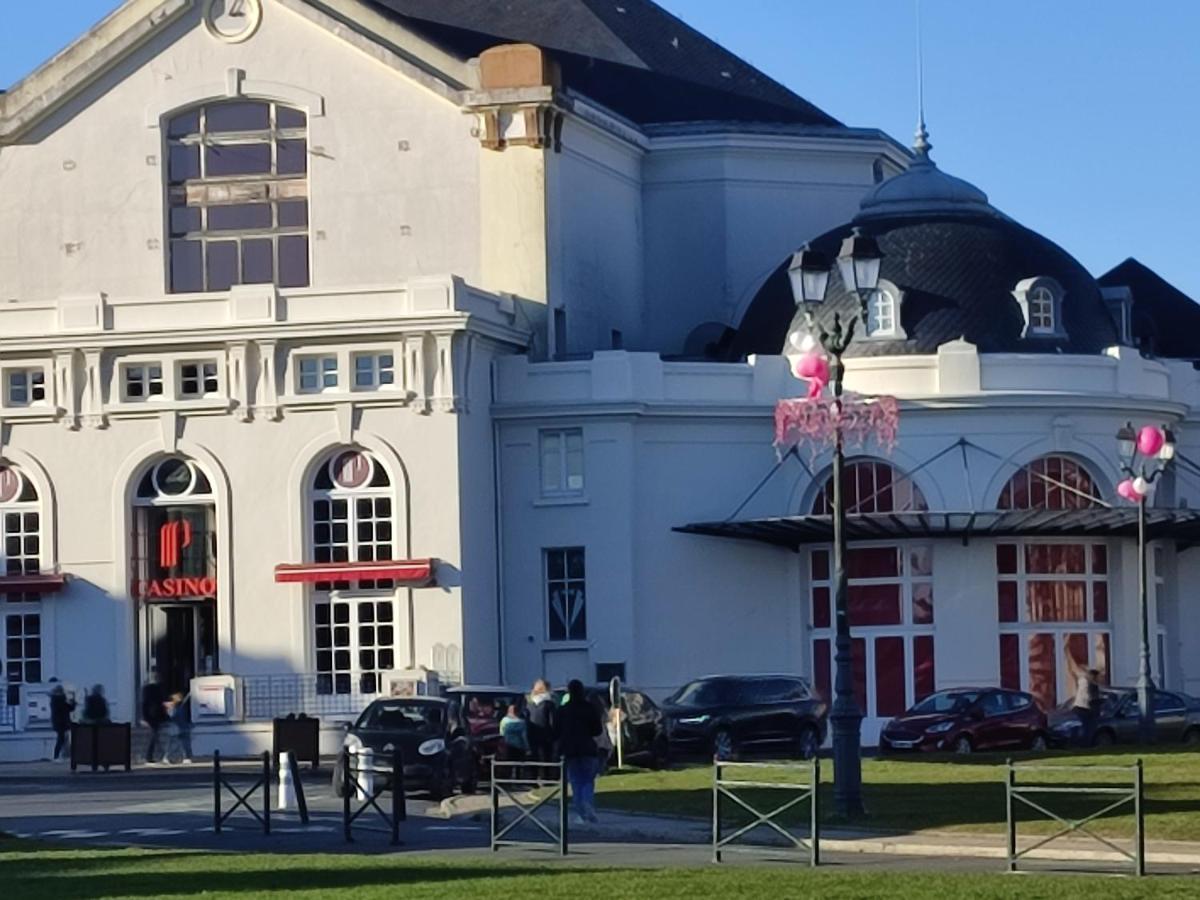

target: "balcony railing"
[240,673,381,722]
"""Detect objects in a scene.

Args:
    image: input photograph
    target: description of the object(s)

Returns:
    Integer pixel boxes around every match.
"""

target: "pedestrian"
[499,703,530,760]
[164,692,193,764]
[556,679,602,825]
[141,669,169,764]
[527,679,557,762]
[1073,667,1102,747]
[48,678,75,762]
[80,684,110,724]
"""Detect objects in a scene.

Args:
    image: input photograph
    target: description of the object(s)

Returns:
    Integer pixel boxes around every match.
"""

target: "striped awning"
[274,559,436,586]
[675,508,1200,550]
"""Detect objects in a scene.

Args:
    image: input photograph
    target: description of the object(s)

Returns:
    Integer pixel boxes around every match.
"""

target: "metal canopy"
[674,508,1200,551]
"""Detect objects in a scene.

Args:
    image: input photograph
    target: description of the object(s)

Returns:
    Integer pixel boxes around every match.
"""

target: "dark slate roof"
[731,214,1120,361]
[367,0,841,125]
[1099,258,1200,361]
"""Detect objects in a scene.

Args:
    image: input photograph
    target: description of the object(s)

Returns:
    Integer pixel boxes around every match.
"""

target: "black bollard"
[390,747,404,846]
[559,761,569,856]
[342,748,352,843]
[213,749,222,834]
[262,750,271,835]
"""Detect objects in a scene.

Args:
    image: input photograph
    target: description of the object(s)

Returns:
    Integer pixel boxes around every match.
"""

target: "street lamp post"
[1115,423,1176,744]
[788,228,882,818]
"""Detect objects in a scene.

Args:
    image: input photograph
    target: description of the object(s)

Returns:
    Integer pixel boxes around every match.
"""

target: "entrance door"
[147,602,217,696]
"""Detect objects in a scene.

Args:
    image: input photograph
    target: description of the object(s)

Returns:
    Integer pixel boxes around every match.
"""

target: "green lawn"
[2,841,1197,899]
[597,749,1200,841]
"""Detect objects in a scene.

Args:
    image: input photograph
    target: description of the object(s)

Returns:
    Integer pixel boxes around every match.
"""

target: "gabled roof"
[367,0,841,126]
[1099,258,1200,361]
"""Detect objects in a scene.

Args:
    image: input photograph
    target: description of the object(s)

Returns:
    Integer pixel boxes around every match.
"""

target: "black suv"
[662,674,828,760]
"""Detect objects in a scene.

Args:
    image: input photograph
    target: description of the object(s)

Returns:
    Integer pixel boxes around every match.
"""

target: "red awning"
[0,573,68,593]
[274,559,435,586]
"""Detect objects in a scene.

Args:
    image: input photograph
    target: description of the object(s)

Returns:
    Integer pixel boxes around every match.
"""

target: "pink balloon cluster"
[1137,426,1165,457]
[1117,477,1150,503]
[792,352,830,399]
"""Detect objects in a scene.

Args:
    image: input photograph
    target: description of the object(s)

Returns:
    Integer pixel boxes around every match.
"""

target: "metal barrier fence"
[213,750,272,835]
[340,748,405,846]
[712,760,820,865]
[1005,758,1144,876]
[490,760,568,856]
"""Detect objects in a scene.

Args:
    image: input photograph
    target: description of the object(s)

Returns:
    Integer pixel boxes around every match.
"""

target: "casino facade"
[1,0,1198,758]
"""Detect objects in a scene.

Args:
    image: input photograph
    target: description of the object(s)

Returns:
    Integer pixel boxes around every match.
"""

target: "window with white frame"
[809,460,933,721]
[297,355,338,393]
[540,429,584,497]
[6,369,46,407]
[308,450,397,696]
[179,360,220,397]
[353,353,395,390]
[1028,286,1056,333]
[0,465,42,707]
[545,547,586,641]
[124,363,165,400]
[866,287,899,337]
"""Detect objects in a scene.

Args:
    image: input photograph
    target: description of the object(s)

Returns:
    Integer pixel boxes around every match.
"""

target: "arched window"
[165,100,310,293]
[809,461,933,739]
[997,455,1100,510]
[995,455,1110,710]
[308,450,397,696]
[0,464,43,704]
[132,456,219,695]
[866,287,898,337]
[1027,286,1056,333]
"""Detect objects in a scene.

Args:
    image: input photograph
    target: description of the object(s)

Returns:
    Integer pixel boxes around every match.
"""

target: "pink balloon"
[1117,479,1139,502]
[1137,426,1164,457]
[792,352,830,399]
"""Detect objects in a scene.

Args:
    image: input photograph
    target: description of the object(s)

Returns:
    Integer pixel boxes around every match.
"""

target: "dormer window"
[863,280,905,339]
[1014,277,1068,339]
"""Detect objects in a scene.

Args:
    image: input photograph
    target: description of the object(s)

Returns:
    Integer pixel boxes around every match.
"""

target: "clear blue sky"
[3,1,1199,299]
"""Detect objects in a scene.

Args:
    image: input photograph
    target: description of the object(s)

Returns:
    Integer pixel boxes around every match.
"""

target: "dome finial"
[913,0,932,161]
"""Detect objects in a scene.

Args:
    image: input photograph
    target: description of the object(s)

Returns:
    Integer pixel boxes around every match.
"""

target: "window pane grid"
[298,356,338,393]
[314,597,395,696]
[546,547,586,641]
[352,353,396,390]
[124,364,164,401]
[539,429,585,496]
[6,369,46,407]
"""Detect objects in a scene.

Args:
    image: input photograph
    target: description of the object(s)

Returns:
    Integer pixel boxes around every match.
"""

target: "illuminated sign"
[133,576,217,600]
[159,519,192,568]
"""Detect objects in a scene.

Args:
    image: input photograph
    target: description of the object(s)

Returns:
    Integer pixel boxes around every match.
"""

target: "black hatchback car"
[332,697,477,799]
[1048,688,1200,746]
[661,674,828,760]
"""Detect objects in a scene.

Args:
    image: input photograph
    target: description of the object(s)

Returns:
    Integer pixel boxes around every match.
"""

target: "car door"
[974,691,1011,749]
[1110,694,1140,742]
[1153,691,1188,742]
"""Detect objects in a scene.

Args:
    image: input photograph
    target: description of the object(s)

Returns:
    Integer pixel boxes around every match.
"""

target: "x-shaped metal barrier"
[341,748,405,846]
[490,760,568,855]
[1005,758,1144,876]
[713,759,820,865]
[213,750,271,835]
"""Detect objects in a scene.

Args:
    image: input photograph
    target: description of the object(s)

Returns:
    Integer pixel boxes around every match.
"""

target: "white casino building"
[1,0,1198,758]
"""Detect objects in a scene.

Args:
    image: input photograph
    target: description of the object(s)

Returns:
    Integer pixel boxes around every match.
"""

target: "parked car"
[879,688,1049,755]
[332,696,477,799]
[553,684,671,769]
[1048,688,1200,747]
[443,685,527,766]
[661,674,827,761]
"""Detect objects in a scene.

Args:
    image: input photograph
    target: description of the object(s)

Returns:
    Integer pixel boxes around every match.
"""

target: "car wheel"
[331,759,347,799]
[713,729,736,762]
[1030,733,1048,752]
[953,735,973,755]
[795,726,819,761]
[1092,729,1115,748]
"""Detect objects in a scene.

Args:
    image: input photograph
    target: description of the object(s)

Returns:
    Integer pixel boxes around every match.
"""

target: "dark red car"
[879,688,1048,755]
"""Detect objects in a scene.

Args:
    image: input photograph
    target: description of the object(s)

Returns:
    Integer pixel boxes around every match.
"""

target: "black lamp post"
[1115,422,1176,744]
[788,227,882,818]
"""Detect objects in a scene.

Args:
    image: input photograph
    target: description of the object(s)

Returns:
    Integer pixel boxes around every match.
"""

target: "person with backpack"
[141,669,169,764]
[556,679,602,824]
[527,679,557,762]
[48,679,75,762]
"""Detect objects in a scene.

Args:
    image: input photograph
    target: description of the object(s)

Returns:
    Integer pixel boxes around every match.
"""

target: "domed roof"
[730,126,1119,361]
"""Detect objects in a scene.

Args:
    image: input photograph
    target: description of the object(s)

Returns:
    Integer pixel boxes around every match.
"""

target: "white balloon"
[1132,476,1149,496]
[786,331,819,353]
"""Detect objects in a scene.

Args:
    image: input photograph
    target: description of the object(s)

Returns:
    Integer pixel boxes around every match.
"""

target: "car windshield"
[909,691,981,715]
[361,702,443,733]
[667,680,727,707]
[455,692,522,731]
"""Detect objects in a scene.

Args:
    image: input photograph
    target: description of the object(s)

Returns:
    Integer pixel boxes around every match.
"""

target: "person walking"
[81,684,110,724]
[527,679,557,762]
[1073,667,1102,747]
[141,670,169,764]
[164,692,193,764]
[48,679,75,762]
[556,679,602,825]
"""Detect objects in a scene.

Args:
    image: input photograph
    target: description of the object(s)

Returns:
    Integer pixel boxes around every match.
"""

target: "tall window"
[1,465,43,706]
[309,450,397,695]
[996,456,1109,709]
[866,287,898,337]
[540,429,584,497]
[1027,286,1056,334]
[166,100,310,293]
[545,547,586,641]
[810,461,932,723]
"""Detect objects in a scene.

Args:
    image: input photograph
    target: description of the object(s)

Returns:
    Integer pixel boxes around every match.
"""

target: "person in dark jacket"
[141,670,168,763]
[527,679,557,762]
[81,684,110,724]
[556,679,602,824]
[48,679,75,762]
